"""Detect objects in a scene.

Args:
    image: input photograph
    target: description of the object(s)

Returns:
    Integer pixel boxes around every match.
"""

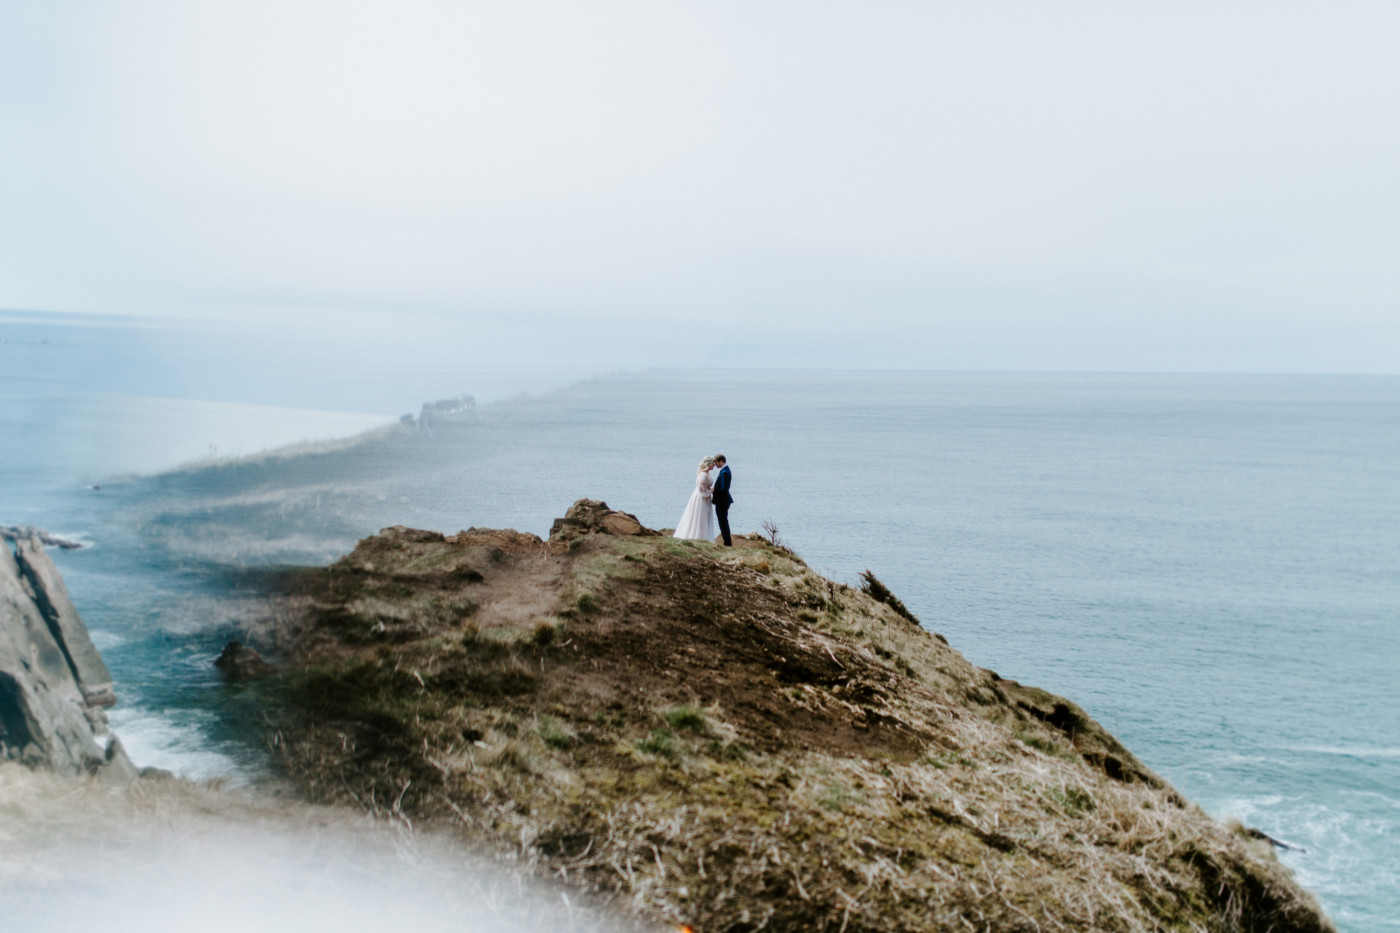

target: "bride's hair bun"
[698,457,716,471]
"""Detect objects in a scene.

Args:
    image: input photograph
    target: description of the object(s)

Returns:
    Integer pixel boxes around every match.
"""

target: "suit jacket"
[713,465,733,507]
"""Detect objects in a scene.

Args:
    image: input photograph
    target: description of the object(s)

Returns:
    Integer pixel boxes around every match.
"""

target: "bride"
[673,456,716,541]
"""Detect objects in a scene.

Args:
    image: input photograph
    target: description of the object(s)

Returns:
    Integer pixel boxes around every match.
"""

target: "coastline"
[5,369,1395,928]
[241,504,1335,932]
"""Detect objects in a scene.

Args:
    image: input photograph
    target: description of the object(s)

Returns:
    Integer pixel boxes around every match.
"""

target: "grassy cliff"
[259,500,1333,933]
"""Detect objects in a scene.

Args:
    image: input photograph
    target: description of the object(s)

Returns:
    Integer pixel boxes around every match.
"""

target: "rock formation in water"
[0,523,85,550]
[214,640,277,681]
[257,500,1334,932]
[0,532,135,780]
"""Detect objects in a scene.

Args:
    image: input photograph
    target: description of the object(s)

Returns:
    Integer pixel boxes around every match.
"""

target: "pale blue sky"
[3,1,1399,372]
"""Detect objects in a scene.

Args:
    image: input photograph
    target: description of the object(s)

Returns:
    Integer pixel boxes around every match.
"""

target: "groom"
[712,454,733,546]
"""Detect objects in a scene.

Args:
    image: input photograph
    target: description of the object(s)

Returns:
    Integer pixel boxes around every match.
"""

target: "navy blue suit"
[713,464,733,545]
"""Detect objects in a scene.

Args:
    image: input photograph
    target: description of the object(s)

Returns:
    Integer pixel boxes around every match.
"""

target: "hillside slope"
[259,500,1332,933]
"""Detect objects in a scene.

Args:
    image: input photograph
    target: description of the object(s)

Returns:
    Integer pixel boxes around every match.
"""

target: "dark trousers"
[715,502,732,546]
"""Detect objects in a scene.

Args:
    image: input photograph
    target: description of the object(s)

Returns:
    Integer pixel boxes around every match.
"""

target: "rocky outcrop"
[0,533,135,780]
[11,535,117,710]
[548,498,655,542]
[262,509,1336,933]
[1,524,84,550]
[214,640,277,681]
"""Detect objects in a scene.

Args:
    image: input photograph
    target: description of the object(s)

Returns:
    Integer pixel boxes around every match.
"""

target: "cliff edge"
[0,531,135,780]
[261,500,1333,932]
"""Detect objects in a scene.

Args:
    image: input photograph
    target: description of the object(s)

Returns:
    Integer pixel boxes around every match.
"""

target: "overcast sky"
[3,1,1399,372]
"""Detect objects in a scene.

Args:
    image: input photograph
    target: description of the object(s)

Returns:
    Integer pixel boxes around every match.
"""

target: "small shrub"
[858,570,921,625]
[531,621,559,647]
[575,592,600,614]
[761,518,787,548]
[662,705,709,733]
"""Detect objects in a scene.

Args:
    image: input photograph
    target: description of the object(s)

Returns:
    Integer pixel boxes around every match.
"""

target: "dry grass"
[259,523,1335,933]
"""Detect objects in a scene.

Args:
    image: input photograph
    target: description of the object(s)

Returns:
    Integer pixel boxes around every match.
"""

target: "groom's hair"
[714,455,726,465]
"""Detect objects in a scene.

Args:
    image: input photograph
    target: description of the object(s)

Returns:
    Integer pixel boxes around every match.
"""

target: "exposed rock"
[0,535,134,780]
[214,640,277,681]
[377,526,447,545]
[548,499,656,543]
[12,535,116,707]
[99,735,139,784]
[0,524,84,550]
[598,511,643,536]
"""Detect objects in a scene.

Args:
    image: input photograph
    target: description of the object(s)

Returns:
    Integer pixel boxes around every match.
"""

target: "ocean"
[3,312,1397,931]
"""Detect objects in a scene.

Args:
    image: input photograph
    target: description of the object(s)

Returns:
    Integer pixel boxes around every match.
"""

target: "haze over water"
[4,314,1398,930]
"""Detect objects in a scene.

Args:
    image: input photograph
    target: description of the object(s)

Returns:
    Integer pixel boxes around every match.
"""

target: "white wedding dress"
[673,470,715,541]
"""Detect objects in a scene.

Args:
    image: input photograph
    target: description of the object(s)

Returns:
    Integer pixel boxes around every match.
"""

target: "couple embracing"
[673,455,733,546]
